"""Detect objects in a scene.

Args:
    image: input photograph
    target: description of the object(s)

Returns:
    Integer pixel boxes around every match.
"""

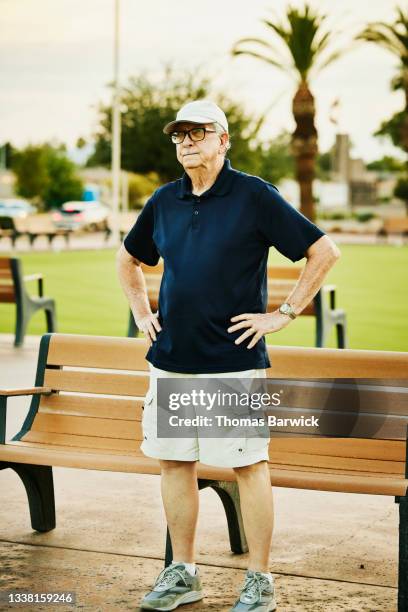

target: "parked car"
[51,201,110,231]
[0,198,37,218]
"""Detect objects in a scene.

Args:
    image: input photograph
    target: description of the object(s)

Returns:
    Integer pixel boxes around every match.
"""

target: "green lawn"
[1,244,407,351]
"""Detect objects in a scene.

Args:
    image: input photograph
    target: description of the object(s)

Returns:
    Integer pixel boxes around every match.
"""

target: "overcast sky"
[0,0,405,162]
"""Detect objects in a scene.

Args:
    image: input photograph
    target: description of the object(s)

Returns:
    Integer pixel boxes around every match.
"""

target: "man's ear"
[219,134,229,154]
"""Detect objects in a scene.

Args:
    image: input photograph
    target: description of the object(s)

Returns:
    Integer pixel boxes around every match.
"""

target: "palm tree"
[358,7,408,162]
[232,4,346,221]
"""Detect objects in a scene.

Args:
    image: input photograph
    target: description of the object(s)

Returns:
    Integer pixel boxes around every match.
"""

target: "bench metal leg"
[14,305,29,347]
[0,462,56,532]
[207,480,248,554]
[127,310,138,337]
[315,317,325,348]
[397,494,408,611]
[164,479,247,568]
[336,319,347,349]
[45,303,57,333]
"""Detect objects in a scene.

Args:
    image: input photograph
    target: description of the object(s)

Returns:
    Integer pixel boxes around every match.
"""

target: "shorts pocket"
[142,387,156,441]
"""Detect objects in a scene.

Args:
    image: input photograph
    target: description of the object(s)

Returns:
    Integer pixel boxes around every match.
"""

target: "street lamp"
[110,0,121,245]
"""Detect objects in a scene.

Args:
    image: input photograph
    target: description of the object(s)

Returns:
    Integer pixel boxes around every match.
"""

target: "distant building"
[331,134,377,206]
[0,170,15,198]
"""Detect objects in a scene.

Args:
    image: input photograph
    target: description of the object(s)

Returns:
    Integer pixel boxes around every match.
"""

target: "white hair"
[213,122,231,153]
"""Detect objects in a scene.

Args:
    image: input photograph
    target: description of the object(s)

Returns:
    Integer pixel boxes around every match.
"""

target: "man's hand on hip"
[135,312,162,347]
[227,312,292,349]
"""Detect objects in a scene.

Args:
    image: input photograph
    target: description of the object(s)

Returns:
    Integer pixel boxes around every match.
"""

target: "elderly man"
[117,100,340,611]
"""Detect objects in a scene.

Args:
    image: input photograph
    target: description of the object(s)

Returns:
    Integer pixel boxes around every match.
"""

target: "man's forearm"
[117,257,153,322]
[283,249,339,316]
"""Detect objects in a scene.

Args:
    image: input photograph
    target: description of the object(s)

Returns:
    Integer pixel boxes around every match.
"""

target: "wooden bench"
[0,257,57,346]
[127,262,347,348]
[0,216,26,247]
[378,217,408,238]
[25,214,71,247]
[0,333,407,609]
[105,212,140,242]
[0,215,71,248]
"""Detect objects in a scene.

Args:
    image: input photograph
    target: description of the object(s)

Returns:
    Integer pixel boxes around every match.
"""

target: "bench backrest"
[383,217,408,233]
[0,216,27,232]
[15,334,150,452]
[140,262,302,279]
[0,216,16,231]
[140,262,314,314]
[15,335,408,465]
[25,213,56,233]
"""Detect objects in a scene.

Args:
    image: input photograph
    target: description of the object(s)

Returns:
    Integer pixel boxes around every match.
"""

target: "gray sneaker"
[140,562,203,611]
[231,570,276,611]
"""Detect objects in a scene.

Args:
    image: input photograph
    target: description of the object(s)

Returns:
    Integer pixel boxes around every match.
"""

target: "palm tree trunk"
[402,78,408,215]
[402,77,408,159]
[292,81,318,221]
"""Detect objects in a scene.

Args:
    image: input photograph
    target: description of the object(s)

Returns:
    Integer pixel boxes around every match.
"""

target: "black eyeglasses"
[170,127,217,144]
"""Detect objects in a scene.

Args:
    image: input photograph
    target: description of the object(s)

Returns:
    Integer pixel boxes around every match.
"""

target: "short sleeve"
[256,183,326,262]
[123,195,160,265]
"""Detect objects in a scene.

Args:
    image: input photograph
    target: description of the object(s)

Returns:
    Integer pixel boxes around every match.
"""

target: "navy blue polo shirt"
[124,159,325,373]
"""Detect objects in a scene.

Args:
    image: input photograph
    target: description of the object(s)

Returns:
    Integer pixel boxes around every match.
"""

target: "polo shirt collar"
[177,158,235,199]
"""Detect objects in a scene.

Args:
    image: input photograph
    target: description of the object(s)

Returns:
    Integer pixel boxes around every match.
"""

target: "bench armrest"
[0,387,52,444]
[0,386,51,397]
[23,273,44,297]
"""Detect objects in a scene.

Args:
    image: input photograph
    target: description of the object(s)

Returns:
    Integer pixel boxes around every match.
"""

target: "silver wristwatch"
[278,302,297,320]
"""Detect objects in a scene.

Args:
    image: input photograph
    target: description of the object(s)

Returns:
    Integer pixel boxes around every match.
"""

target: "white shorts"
[141,363,270,468]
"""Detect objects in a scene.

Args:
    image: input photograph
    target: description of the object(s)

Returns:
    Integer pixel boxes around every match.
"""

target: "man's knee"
[233,459,268,477]
[160,459,197,472]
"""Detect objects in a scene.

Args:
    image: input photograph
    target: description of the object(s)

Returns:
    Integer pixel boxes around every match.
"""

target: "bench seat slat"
[20,430,144,450]
[1,442,407,496]
[20,423,407,474]
[268,450,405,475]
[270,438,405,461]
[30,413,143,440]
[6,440,147,456]
[44,369,149,396]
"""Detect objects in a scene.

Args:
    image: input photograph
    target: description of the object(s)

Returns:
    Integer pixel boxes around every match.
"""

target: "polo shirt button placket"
[192,197,200,230]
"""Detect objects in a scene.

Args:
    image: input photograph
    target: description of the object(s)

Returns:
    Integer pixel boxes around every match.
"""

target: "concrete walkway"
[0,335,399,611]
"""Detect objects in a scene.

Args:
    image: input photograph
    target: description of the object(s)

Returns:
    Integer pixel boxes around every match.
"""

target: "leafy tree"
[394,177,408,213]
[12,145,50,203]
[358,7,408,159]
[12,144,83,210]
[374,110,405,150]
[85,68,265,182]
[358,8,408,182]
[316,151,332,179]
[232,4,347,220]
[359,7,408,215]
[254,131,294,184]
[0,142,16,169]
[42,146,84,208]
[367,155,405,173]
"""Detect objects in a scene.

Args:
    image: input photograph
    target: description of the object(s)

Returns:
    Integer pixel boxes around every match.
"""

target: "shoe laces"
[154,564,188,590]
[241,572,271,603]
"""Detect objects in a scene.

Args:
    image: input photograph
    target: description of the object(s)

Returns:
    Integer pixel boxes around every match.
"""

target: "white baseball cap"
[163,100,228,134]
